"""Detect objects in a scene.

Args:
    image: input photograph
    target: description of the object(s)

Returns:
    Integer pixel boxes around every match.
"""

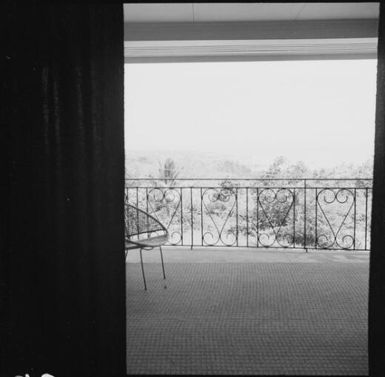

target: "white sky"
[124,59,377,168]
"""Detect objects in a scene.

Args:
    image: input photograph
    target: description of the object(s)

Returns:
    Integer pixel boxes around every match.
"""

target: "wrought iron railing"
[125,178,372,251]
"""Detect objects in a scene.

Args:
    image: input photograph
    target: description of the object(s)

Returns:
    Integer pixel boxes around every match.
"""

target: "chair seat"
[126,234,168,249]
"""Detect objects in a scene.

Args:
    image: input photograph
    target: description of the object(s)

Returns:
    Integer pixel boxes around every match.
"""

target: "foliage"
[157,158,181,186]
[126,155,372,249]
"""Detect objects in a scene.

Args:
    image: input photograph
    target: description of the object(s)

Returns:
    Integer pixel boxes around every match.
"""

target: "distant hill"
[125,149,267,179]
[125,149,373,180]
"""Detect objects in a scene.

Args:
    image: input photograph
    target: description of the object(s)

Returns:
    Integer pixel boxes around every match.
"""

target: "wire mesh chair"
[125,203,168,290]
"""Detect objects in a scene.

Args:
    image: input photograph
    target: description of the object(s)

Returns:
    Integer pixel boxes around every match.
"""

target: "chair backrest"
[125,203,167,239]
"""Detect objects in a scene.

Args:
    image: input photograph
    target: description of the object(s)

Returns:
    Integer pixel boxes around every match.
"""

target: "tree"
[158,158,181,186]
[261,156,287,179]
[287,161,309,178]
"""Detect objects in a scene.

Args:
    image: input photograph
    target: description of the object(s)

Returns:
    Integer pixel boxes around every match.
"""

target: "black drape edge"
[2,3,126,377]
[369,2,385,377]
[1,2,15,376]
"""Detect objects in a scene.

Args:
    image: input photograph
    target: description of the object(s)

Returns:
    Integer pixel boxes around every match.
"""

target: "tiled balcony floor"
[126,248,369,375]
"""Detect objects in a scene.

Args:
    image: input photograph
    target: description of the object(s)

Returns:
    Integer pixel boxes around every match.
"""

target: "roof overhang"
[124,7,379,63]
[124,38,377,63]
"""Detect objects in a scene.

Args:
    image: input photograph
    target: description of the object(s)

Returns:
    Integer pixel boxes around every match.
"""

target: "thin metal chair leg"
[139,248,147,290]
[159,246,166,279]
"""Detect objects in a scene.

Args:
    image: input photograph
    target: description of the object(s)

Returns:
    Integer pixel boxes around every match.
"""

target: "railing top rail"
[125,177,373,181]
[125,185,372,190]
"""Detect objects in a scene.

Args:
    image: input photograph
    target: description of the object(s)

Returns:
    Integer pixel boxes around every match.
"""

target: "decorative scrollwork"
[255,188,295,248]
[219,230,237,246]
[147,187,182,245]
[276,231,295,246]
[201,187,237,246]
[316,188,355,249]
[202,231,219,246]
[169,231,182,246]
[257,232,276,248]
[340,234,355,249]
[206,187,233,203]
[316,234,332,249]
[125,181,370,251]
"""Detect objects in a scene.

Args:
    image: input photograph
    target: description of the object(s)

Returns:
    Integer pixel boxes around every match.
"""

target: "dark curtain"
[2,3,125,376]
[370,3,385,376]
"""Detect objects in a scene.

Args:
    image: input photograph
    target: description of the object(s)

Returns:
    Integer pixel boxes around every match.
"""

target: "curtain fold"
[3,4,125,376]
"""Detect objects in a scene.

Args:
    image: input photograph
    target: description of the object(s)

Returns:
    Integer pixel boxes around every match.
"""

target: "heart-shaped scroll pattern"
[147,187,182,245]
[201,187,237,246]
[252,188,295,247]
[316,188,355,249]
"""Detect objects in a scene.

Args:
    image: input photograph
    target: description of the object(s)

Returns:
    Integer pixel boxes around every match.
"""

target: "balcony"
[125,177,370,375]
[125,178,372,251]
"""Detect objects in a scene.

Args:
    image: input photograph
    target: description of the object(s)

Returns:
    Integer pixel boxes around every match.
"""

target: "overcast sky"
[124,59,377,168]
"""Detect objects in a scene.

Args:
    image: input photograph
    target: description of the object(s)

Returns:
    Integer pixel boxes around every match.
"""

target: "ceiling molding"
[124,38,378,63]
[123,3,379,23]
[124,19,378,42]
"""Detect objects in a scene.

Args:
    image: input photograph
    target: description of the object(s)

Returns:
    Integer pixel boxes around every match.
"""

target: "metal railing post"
[293,188,296,248]
[315,188,318,250]
[190,187,194,250]
[246,187,249,247]
[365,188,368,251]
[304,179,308,252]
[180,187,184,246]
[235,188,239,247]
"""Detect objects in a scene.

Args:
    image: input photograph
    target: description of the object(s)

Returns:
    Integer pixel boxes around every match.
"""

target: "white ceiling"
[123,3,379,23]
